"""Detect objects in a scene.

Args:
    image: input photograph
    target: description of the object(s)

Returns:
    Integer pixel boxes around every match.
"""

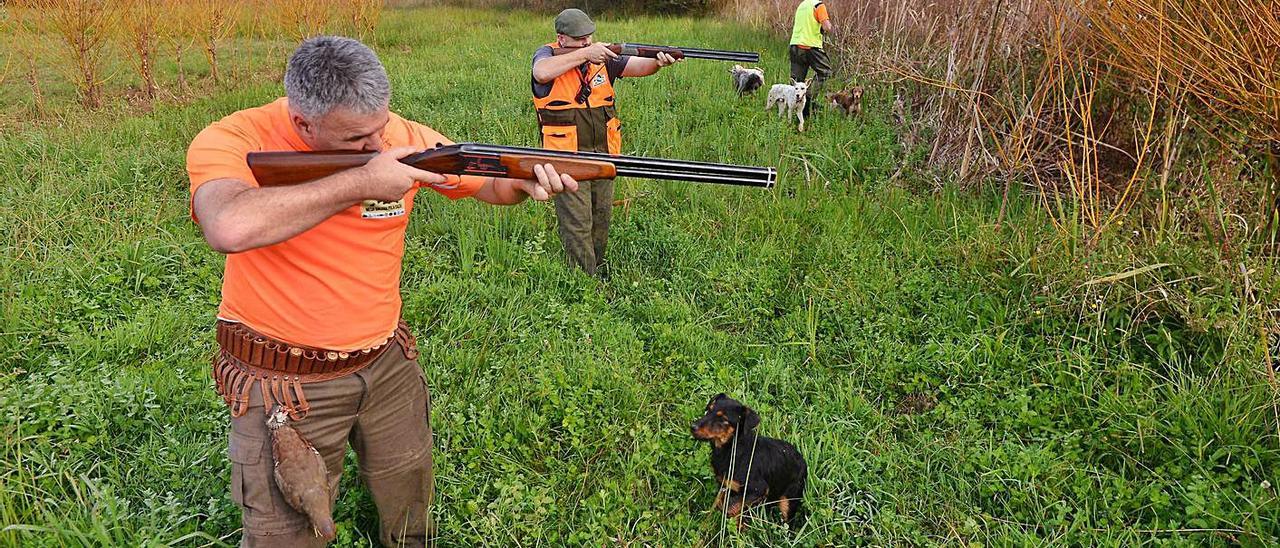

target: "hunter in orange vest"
[531,8,681,276]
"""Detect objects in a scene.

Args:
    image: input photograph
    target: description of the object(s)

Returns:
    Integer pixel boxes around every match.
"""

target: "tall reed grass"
[716,0,1279,248]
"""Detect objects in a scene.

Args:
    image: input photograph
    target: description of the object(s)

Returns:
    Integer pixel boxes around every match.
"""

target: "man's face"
[557,33,593,48]
[291,105,390,152]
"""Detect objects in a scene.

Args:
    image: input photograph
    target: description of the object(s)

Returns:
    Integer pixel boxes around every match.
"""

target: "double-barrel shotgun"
[247,143,776,189]
[551,43,759,63]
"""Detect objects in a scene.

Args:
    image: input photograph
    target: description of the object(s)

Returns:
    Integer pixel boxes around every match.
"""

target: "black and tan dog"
[691,393,807,527]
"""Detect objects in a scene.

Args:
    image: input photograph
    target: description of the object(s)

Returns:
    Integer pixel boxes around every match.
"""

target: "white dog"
[765,79,811,132]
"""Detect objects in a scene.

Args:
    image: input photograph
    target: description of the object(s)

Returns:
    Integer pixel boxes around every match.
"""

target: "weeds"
[718,0,1280,250]
[1,5,1277,546]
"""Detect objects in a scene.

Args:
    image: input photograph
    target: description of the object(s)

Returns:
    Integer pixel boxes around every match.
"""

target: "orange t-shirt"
[186,98,485,351]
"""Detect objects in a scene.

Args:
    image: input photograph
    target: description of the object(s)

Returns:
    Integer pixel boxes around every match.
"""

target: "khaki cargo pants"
[227,340,434,547]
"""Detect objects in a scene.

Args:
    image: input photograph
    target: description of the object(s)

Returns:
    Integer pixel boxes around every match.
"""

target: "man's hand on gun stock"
[589,45,677,67]
[359,147,444,202]
[578,42,619,64]
[523,163,580,201]
[360,147,578,202]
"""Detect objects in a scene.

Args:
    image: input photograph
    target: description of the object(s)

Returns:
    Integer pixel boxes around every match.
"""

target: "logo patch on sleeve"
[592,73,606,87]
[360,199,406,219]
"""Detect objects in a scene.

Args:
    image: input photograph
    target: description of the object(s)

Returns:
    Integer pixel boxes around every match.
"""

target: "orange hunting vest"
[533,42,621,155]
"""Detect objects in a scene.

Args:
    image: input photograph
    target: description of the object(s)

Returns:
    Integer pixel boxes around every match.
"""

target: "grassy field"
[2,6,1278,546]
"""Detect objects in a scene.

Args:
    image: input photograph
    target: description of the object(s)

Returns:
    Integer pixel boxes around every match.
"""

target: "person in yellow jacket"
[790,0,835,118]
[531,8,680,276]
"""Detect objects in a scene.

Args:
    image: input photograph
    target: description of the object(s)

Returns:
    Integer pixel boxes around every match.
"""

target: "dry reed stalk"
[1030,0,1159,240]
[1093,0,1278,141]
[232,0,271,81]
[162,0,200,96]
[351,0,385,41]
[4,0,49,115]
[115,0,162,104]
[0,37,11,89]
[246,0,286,73]
[272,0,339,43]
[185,0,240,84]
[25,58,46,115]
[42,0,118,109]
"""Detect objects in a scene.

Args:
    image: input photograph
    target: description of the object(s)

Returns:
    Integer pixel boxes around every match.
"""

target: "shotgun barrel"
[247,143,776,189]
[550,43,760,64]
[452,143,775,188]
[623,43,759,63]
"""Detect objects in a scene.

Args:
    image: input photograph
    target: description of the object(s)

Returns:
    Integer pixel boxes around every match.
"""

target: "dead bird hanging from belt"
[267,405,337,541]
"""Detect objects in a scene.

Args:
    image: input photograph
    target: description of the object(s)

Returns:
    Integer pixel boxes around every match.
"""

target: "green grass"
[2,6,1278,546]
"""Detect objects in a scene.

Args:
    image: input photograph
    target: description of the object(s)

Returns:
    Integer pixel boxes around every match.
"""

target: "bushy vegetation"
[722,0,1280,249]
[1,0,382,112]
[1,5,1276,546]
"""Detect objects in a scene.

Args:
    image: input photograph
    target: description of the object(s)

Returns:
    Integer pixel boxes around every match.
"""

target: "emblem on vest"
[592,73,606,87]
[360,198,406,219]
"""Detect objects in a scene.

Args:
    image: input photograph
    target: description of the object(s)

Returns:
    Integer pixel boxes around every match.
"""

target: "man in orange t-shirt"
[187,36,579,546]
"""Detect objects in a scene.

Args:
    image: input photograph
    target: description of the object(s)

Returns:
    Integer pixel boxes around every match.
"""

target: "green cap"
[554,8,595,38]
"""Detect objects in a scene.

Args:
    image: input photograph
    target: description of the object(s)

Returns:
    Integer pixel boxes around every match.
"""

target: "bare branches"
[115,0,163,104]
[7,0,385,112]
[42,0,118,109]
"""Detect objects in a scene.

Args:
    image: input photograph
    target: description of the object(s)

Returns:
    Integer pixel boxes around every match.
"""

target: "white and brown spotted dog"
[827,86,865,117]
[765,79,811,132]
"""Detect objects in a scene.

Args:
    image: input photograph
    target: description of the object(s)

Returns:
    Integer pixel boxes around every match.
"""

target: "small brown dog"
[826,86,865,117]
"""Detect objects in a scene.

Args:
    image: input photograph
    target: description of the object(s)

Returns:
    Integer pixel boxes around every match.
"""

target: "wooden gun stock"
[496,153,617,181]
[247,150,376,187]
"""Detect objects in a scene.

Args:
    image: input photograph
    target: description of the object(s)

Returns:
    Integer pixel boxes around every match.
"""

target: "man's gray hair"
[284,36,390,119]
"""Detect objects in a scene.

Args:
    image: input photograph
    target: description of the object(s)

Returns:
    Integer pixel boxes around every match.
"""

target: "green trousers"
[789,45,833,116]
[554,178,614,276]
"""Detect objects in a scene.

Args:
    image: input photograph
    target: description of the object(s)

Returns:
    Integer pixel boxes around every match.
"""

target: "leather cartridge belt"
[212,319,418,419]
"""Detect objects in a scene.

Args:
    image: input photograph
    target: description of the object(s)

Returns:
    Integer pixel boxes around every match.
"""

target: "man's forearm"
[198,170,369,253]
[533,51,589,83]
[473,177,531,205]
[620,57,660,78]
